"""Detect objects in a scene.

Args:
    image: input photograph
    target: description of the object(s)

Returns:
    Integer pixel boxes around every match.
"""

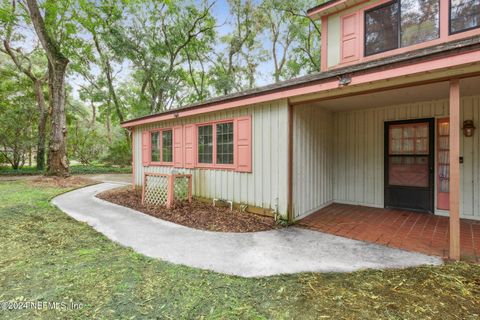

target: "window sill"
[144,162,241,172]
[196,163,236,171]
[148,162,174,166]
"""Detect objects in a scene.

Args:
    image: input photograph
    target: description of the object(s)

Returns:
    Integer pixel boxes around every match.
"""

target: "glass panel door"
[437,118,450,210]
[388,122,430,187]
[384,119,434,212]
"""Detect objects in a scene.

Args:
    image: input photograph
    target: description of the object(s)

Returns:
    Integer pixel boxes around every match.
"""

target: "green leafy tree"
[259,0,321,82]
[0,64,38,169]
[75,0,128,125]
[209,0,266,95]
[67,99,109,165]
[0,0,49,170]
[25,0,71,176]
[109,1,217,113]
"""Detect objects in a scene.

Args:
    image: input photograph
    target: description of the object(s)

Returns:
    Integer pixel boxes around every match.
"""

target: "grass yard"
[0,180,479,319]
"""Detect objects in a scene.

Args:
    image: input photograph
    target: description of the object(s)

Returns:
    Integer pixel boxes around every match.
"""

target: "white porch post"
[449,79,461,261]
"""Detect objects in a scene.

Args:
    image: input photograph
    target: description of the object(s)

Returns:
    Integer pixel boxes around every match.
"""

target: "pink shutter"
[141,131,151,166]
[173,125,183,167]
[340,13,359,63]
[184,124,195,168]
[235,116,252,172]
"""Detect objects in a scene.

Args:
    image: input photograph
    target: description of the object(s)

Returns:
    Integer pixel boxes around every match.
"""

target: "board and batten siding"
[292,105,334,219]
[332,94,480,220]
[132,100,290,217]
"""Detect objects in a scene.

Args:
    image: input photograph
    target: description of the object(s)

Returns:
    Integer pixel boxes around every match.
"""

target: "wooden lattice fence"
[142,173,192,208]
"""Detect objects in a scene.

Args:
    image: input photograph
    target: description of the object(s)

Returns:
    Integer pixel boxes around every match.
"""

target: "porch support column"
[449,79,461,261]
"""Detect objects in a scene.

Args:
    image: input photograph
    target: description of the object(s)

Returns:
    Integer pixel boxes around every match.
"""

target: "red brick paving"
[298,203,480,262]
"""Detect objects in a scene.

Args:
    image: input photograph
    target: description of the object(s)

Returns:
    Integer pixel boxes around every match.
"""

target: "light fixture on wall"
[462,120,476,137]
[338,74,351,86]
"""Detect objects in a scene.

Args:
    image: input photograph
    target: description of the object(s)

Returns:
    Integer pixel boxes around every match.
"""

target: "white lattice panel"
[144,175,169,206]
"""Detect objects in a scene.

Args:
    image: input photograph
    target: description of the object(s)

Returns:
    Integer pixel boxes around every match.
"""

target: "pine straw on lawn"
[1,180,480,319]
[96,186,282,232]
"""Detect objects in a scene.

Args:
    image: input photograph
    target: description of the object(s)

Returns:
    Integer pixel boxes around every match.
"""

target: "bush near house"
[0,164,132,176]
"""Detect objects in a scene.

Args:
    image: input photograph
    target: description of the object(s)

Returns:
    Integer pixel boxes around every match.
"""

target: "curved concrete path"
[52,183,442,277]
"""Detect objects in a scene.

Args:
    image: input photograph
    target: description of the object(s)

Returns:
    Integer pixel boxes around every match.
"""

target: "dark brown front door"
[384,119,434,212]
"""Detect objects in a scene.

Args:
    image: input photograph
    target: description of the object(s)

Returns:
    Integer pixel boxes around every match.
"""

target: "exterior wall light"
[338,74,351,86]
[462,120,476,137]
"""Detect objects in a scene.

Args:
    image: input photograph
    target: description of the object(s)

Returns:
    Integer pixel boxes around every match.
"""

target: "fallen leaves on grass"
[298,263,480,319]
[96,186,281,232]
[1,181,480,319]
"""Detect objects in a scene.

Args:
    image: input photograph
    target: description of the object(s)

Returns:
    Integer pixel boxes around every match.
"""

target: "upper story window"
[450,0,480,34]
[364,0,440,56]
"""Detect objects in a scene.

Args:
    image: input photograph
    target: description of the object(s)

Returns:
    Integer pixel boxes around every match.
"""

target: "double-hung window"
[450,0,480,34]
[162,130,173,162]
[151,129,173,164]
[198,125,214,164]
[364,0,440,56]
[197,121,234,166]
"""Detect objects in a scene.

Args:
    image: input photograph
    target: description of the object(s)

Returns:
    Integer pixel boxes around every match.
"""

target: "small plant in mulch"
[96,186,282,233]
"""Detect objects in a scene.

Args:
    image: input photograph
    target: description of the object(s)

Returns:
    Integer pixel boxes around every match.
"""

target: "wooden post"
[167,174,175,209]
[141,173,147,205]
[449,79,461,261]
[188,175,192,203]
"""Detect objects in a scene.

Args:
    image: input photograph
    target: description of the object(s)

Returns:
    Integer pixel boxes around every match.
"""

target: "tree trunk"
[33,79,47,171]
[46,60,69,176]
[26,0,69,177]
[106,102,112,144]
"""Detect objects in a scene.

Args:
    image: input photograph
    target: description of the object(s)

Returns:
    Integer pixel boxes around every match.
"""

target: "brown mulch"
[28,176,97,188]
[96,187,282,233]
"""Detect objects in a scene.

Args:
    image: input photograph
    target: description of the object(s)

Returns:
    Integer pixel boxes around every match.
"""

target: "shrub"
[102,139,132,167]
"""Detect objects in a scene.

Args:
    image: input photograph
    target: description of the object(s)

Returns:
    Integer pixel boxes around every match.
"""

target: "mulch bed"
[28,176,97,188]
[96,187,282,232]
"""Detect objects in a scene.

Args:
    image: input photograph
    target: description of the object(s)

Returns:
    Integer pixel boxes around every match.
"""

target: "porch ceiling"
[307,76,480,112]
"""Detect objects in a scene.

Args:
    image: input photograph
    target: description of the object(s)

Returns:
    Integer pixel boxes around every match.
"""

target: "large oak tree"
[26,0,69,176]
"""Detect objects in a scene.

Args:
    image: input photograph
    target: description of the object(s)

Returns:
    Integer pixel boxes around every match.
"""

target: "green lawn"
[0,181,479,319]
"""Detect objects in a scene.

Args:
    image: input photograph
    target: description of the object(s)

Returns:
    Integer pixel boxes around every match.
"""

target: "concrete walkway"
[52,183,442,277]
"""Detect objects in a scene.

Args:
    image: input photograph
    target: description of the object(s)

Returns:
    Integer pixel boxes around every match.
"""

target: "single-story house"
[122,0,480,260]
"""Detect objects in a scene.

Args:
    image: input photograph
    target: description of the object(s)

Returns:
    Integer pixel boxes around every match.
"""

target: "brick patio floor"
[298,203,480,262]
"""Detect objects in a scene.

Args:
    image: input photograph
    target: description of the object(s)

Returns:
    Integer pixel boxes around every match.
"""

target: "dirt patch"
[96,187,282,232]
[28,176,97,188]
